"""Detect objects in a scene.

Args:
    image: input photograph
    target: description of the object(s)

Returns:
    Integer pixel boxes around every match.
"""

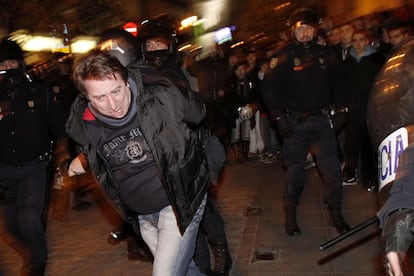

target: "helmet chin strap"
[295,39,315,48]
[0,67,25,91]
[144,49,170,66]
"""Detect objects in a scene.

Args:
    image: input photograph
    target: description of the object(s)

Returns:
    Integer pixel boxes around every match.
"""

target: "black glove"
[331,106,348,132]
[275,115,295,139]
[382,209,414,253]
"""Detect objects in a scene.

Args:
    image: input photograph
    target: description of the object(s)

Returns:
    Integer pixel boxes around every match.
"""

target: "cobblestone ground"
[2,156,405,276]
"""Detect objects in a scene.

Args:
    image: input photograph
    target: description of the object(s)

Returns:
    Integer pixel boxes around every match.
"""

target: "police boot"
[241,141,250,161]
[231,142,243,164]
[329,205,351,234]
[285,205,301,236]
[126,235,153,262]
[21,266,45,276]
[211,241,232,276]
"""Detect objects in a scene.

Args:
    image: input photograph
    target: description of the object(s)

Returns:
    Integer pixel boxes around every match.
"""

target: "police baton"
[319,216,379,250]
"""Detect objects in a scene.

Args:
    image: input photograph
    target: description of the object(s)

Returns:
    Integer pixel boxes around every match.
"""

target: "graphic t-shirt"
[98,118,169,214]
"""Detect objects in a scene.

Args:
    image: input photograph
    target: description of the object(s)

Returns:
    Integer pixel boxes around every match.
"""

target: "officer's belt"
[287,108,328,119]
[0,151,52,167]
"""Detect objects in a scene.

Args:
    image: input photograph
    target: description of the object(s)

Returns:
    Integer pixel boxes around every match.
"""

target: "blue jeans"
[139,195,207,276]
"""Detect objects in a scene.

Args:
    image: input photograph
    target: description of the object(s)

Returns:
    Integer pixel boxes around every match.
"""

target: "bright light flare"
[22,36,59,51]
[180,16,198,30]
[71,36,98,54]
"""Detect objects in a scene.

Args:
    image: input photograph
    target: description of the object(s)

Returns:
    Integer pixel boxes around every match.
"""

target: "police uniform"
[261,8,349,236]
[0,39,68,276]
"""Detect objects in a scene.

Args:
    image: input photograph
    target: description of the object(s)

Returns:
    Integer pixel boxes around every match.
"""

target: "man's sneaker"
[263,152,277,164]
[258,153,265,162]
[304,159,316,170]
[342,176,357,186]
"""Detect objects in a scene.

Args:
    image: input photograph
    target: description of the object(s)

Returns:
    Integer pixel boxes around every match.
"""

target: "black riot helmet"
[98,28,140,66]
[136,17,178,66]
[287,8,321,48]
[0,38,26,89]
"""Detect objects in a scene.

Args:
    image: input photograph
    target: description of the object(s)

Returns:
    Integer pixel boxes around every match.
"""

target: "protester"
[67,50,209,276]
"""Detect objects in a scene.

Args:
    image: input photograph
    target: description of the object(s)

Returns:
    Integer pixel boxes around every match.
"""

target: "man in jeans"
[67,50,209,275]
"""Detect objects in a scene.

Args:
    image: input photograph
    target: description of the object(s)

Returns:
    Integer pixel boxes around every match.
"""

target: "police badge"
[294,57,301,66]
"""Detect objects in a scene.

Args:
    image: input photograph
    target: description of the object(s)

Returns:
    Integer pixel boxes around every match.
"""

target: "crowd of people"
[1,3,414,276]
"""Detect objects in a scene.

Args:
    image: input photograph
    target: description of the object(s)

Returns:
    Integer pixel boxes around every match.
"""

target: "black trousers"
[194,197,227,273]
[282,115,343,207]
[0,159,49,272]
[343,119,376,184]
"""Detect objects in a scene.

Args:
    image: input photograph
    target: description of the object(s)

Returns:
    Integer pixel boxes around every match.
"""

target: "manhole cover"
[252,248,279,262]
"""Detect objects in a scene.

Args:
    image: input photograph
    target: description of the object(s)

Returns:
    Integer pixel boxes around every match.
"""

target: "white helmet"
[238,105,253,121]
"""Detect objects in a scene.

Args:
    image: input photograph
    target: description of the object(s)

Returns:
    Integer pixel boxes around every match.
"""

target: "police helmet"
[98,28,140,67]
[0,39,26,89]
[287,8,321,47]
[0,39,24,63]
[137,17,178,66]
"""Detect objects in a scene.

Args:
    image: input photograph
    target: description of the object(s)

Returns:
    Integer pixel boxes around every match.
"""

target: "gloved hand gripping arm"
[382,208,414,276]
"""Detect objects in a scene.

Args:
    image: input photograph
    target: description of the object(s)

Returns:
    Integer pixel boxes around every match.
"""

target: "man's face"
[0,59,20,84]
[145,38,168,52]
[352,33,369,55]
[246,53,256,64]
[293,23,316,43]
[388,29,408,46]
[328,28,341,45]
[0,59,19,71]
[84,73,131,119]
[340,24,354,46]
[235,64,246,80]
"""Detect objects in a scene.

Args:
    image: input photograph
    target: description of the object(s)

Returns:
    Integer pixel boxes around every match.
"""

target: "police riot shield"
[367,37,414,206]
[320,38,414,251]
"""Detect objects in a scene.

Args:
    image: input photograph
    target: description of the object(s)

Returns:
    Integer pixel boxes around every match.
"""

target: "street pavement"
[1,155,412,275]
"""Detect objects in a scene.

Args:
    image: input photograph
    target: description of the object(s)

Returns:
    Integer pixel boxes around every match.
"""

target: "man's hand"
[385,251,404,276]
[382,209,414,276]
[68,156,86,177]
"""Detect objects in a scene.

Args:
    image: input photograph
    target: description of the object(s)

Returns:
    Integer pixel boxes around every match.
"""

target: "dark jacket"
[186,54,232,139]
[339,47,385,121]
[223,74,260,129]
[0,77,67,164]
[66,66,210,234]
[261,42,340,117]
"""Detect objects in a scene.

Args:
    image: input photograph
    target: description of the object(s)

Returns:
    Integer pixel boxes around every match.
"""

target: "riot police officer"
[261,8,350,236]
[0,38,68,275]
[136,16,190,92]
[136,17,232,276]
